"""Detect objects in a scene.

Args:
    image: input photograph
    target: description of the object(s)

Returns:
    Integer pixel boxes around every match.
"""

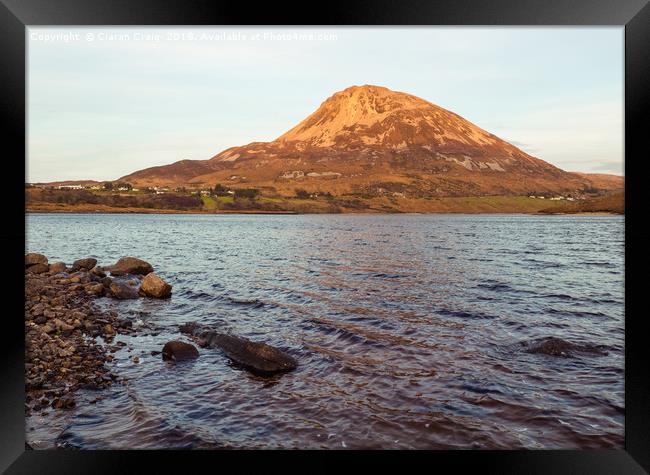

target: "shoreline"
[25,255,137,419]
[25,254,181,449]
[26,191,624,215]
[539,211,622,216]
[24,253,300,449]
[25,205,299,215]
[26,209,300,215]
[26,208,623,216]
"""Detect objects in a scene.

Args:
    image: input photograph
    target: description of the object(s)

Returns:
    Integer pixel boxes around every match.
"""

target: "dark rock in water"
[109,281,140,300]
[523,337,608,358]
[26,263,49,275]
[180,322,297,375]
[108,257,154,276]
[48,262,67,274]
[162,341,199,361]
[139,272,172,298]
[25,253,48,267]
[72,258,97,271]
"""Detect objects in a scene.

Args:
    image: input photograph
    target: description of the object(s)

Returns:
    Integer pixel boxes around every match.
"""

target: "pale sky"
[27,27,623,182]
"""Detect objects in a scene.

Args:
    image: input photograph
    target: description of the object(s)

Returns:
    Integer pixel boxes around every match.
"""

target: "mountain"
[119,85,623,197]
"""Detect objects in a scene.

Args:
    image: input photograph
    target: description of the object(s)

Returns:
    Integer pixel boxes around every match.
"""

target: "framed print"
[1,0,648,473]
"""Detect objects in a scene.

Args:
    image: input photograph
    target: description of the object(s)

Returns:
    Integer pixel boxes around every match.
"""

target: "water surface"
[26,213,624,449]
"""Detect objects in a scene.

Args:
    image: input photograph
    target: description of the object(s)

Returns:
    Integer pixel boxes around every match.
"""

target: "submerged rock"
[162,341,199,361]
[26,263,49,275]
[523,336,609,358]
[108,257,153,276]
[109,281,140,300]
[139,273,172,299]
[180,322,297,375]
[72,258,97,271]
[25,253,48,267]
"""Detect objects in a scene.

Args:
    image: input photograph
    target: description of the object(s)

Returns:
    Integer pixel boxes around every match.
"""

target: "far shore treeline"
[25,182,354,214]
[25,182,623,215]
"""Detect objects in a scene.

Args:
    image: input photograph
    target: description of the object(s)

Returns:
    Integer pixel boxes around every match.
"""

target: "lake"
[25,213,625,449]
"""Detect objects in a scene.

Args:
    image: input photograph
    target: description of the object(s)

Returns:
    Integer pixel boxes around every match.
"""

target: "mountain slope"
[119,85,622,197]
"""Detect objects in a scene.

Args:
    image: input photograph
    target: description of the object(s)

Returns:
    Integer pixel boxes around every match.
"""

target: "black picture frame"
[1,0,648,473]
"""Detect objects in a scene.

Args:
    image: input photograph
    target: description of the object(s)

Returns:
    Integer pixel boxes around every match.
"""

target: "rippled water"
[26,213,624,449]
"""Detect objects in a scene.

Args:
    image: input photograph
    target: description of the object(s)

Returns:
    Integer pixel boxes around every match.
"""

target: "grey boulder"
[26,263,49,275]
[139,273,172,299]
[72,258,97,271]
[48,262,67,274]
[107,257,153,276]
[25,253,48,267]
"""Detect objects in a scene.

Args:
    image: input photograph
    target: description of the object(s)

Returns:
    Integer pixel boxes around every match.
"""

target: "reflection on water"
[26,214,624,449]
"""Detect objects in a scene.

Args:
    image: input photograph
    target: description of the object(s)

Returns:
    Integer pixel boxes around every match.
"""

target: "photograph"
[24,26,624,450]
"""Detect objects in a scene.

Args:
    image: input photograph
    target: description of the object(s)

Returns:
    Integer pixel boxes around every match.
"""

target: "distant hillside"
[30,180,102,187]
[538,192,624,214]
[571,173,624,191]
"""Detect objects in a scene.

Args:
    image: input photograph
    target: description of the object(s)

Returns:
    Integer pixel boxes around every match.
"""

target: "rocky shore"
[25,252,298,420]
[24,253,172,415]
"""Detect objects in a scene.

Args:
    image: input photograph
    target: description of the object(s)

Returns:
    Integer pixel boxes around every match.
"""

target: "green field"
[201,194,235,210]
[200,195,216,210]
